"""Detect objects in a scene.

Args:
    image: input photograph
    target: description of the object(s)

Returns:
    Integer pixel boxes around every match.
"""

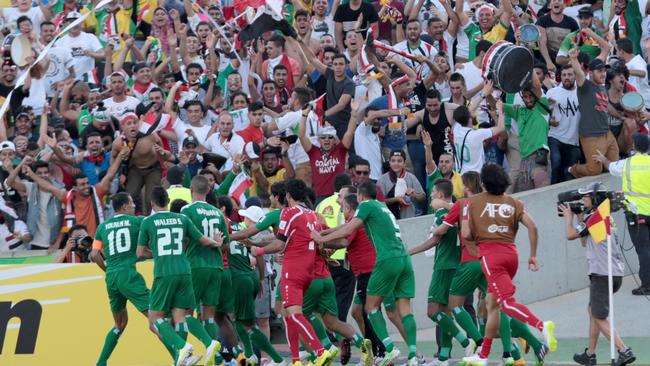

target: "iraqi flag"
[139,112,172,135]
[238,0,297,42]
[229,171,253,207]
[310,93,326,127]
[387,75,410,126]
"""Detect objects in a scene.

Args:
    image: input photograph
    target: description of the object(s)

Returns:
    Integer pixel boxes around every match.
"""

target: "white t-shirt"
[626,55,650,109]
[274,110,313,166]
[0,220,29,251]
[452,123,493,173]
[204,132,246,171]
[103,96,141,119]
[22,76,47,116]
[311,15,336,42]
[354,122,382,181]
[546,85,580,146]
[458,61,491,124]
[2,7,44,33]
[393,40,438,79]
[56,32,103,80]
[44,47,74,97]
[24,181,51,249]
[173,119,212,144]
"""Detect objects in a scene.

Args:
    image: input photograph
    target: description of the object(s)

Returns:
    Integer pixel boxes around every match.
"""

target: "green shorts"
[150,274,196,312]
[303,277,338,317]
[449,260,487,297]
[217,268,234,313]
[191,267,222,307]
[353,292,397,310]
[232,273,260,322]
[367,256,415,298]
[428,269,456,305]
[105,269,150,313]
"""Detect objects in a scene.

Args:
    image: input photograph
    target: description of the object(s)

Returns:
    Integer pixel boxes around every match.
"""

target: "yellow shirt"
[316,194,346,260]
[167,186,192,209]
[251,168,286,197]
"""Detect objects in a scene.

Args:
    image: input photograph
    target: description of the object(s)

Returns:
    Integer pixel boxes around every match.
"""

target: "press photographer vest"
[622,154,650,215]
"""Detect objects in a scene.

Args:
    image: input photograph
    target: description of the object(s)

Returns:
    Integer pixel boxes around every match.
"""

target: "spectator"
[203,113,246,172]
[166,164,192,209]
[53,224,92,263]
[556,7,609,65]
[423,131,463,203]
[333,0,379,52]
[260,35,302,91]
[377,149,426,219]
[103,72,140,119]
[250,145,294,197]
[238,101,266,146]
[458,0,512,61]
[349,158,385,202]
[55,12,103,82]
[536,0,578,73]
[617,38,650,111]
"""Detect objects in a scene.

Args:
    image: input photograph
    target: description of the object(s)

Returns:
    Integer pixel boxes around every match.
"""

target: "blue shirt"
[367,95,407,150]
[78,151,112,185]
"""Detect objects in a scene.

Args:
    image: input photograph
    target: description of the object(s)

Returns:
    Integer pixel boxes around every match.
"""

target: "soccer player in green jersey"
[181,176,231,365]
[409,180,477,366]
[91,192,175,366]
[311,181,418,366]
[136,186,223,366]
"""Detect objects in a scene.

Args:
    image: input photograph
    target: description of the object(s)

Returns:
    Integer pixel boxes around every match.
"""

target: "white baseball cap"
[238,206,266,223]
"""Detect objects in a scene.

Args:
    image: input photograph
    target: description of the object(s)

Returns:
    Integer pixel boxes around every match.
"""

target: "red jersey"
[313,255,331,279]
[278,205,320,273]
[307,144,348,197]
[444,200,480,263]
[346,226,376,276]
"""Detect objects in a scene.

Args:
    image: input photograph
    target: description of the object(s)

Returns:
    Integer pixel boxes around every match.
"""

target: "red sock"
[500,299,543,330]
[478,338,492,359]
[283,317,301,361]
[287,314,324,355]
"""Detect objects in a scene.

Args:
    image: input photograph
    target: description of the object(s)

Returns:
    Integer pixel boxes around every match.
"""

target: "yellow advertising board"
[0,262,191,366]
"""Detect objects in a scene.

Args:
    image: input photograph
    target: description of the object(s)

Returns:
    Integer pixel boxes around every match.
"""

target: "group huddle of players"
[89,163,557,366]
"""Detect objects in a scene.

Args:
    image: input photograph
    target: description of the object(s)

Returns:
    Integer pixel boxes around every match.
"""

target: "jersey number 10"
[107,228,131,256]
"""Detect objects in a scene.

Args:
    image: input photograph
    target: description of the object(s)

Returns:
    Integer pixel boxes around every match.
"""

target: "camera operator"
[54,224,94,264]
[593,133,650,296]
[558,183,636,366]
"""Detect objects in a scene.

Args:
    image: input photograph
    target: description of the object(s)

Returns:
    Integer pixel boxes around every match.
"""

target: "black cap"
[183,136,198,148]
[588,58,609,71]
[389,149,406,159]
[578,7,594,17]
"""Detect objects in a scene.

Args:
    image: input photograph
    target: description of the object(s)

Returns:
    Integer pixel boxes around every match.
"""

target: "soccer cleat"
[236,352,248,366]
[373,356,384,366]
[247,354,260,366]
[187,354,205,366]
[615,347,636,366]
[268,360,287,366]
[501,356,515,366]
[462,354,487,366]
[377,349,400,366]
[314,349,333,366]
[341,339,352,365]
[514,358,525,366]
[534,344,549,366]
[204,340,222,366]
[292,361,302,366]
[465,339,478,357]
[406,357,419,366]
[573,349,596,366]
[416,354,425,365]
[177,343,196,366]
[542,321,557,353]
[328,345,340,362]
[361,339,374,366]
[424,358,448,366]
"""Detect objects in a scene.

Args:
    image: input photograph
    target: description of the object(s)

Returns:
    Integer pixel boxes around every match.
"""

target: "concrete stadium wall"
[398,173,640,328]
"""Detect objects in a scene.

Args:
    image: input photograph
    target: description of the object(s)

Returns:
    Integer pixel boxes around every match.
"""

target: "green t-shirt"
[95,214,143,274]
[427,169,444,215]
[137,211,203,278]
[181,201,230,270]
[464,21,509,61]
[557,29,603,60]
[255,209,281,231]
[354,200,407,262]
[227,221,255,275]
[432,208,460,270]
[504,97,550,159]
[78,107,93,134]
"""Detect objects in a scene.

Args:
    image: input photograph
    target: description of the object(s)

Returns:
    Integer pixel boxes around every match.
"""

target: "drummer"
[615,38,650,112]
[556,7,609,66]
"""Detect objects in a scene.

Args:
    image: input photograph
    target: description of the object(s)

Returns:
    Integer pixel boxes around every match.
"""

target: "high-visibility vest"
[622,154,650,215]
[316,194,346,261]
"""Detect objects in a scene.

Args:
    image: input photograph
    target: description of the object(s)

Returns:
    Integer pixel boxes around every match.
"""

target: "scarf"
[62,187,105,233]
[268,53,295,90]
[387,75,410,126]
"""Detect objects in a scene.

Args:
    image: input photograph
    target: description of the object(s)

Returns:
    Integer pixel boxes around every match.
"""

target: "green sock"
[249,326,284,363]
[155,319,186,350]
[308,314,333,349]
[401,313,417,359]
[452,306,483,343]
[97,327,122,365]
[203,319,224,364]
[512,340,522,360]
[186,315,213,347]
[352,333,364,348]
[434,310,469,347]
[499,313,512,353]
[478,317,487,336]
[510,317,543,353]
[175,322,188,342]
[368,309,393,352]
[235,322,254,357]
[438,326,452,362]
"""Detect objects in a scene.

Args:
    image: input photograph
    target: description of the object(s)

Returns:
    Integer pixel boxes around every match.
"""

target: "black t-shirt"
[577,80,610,137]
[333,2,379,39]
[325,68,356,138]
[422,104,454,164]
[535,15,578,55]
[406,82,427,135]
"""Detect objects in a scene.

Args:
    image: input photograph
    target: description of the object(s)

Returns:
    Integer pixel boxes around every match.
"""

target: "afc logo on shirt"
[480,203,515,218]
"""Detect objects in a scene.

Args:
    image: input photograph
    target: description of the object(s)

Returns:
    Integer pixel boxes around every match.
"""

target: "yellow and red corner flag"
[585,198,611,243]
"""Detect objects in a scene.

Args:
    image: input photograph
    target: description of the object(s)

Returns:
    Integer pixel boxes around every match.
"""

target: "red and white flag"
[229,171,253,206]
[139,112,172,135]
[387,75,409,125]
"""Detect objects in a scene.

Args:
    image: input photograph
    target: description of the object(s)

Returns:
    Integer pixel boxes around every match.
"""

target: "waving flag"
[387,74,410,126]
[238,0,297,42]
[139,112,172,135]
[229,171,253,207]
[585,198,611,244]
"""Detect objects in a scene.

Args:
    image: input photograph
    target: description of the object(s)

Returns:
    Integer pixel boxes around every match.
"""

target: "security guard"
[594,133,650,295]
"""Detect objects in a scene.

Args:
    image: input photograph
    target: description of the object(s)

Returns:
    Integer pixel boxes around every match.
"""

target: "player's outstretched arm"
[230,226,262,241]
[252,238,286,255]
[409,235,441,255]
[521,212,540,271]
[311,218,364,243]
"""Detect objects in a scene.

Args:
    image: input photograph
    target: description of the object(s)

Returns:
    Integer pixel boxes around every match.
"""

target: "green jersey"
[228,222,254,275]
[137,211,203,278]
[95,214,143,274]
[432,208,460,270]
[504,98,550,159]
[181,201,230,270]
[354,200,407,262]
[255,209,281,231]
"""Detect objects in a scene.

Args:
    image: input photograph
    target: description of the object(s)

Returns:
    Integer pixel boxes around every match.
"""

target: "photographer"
[558,183,636,366]
[54,224,93,263]
[593,133,650,296]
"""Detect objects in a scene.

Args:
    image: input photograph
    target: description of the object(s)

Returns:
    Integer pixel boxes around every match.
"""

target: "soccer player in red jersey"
[250,179,333,366]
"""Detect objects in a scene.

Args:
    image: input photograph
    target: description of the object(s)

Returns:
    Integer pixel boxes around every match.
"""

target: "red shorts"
[281,269,313,308]
[479,242,519,300]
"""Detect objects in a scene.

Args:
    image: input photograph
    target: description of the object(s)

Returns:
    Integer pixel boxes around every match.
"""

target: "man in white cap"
[55,11,104,82]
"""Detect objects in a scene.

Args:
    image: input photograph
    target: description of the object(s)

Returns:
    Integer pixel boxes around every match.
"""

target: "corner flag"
[585,198,611,243]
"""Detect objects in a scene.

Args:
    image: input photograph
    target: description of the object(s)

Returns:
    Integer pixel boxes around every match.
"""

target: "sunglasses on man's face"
[355,170,370,176]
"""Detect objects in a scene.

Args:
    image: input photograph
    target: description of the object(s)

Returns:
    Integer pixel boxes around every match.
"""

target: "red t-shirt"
[313,254,331,279]
[444,200,480,263]
[237,124,264,144]
[278,205,320,274]
[346,226,376,276]
[308,143,348,197]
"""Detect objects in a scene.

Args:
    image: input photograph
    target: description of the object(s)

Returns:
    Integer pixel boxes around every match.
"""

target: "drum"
[621,92,645,112]
[519,24,540,44]
[2,34,32,67]
[481,41,534,94]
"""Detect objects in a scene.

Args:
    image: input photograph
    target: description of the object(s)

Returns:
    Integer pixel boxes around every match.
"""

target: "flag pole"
[607,232,616,366]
